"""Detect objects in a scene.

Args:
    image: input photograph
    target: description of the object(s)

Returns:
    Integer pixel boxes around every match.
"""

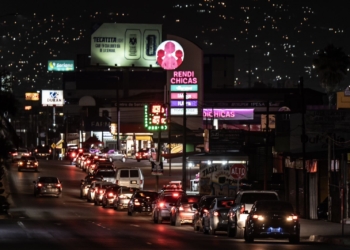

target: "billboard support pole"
[182,92,187,192]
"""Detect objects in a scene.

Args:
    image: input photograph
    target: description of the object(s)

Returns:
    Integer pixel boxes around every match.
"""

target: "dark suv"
[34,145,52,160]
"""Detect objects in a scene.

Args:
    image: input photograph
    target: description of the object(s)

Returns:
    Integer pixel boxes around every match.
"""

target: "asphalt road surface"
[0,159,347,250]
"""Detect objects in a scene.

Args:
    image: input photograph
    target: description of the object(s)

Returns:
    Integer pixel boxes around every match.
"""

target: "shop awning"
[135,135,152,141]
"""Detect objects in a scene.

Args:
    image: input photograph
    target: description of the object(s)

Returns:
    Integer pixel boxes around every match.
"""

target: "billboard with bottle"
[91,23,162,67]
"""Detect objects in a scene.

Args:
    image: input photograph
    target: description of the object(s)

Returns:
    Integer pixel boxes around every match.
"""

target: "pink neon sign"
[170,71,197,84]
[171,92,198,100]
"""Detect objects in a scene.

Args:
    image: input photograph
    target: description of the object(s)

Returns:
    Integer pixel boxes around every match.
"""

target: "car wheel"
[289,233,300,244]
[175,214,181,226]
[227,223,235,237]
[244,228,254,243]
[157,213,163,224]
[153,212,158,223]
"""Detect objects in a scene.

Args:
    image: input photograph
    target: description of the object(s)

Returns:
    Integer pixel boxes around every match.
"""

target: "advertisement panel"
[203,109,254,120]
[41,90,64,106]
[48,60,74,71]
[25,92,40,101]
[91,23,162,67]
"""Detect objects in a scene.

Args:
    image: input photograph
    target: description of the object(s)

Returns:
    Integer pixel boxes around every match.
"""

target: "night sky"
[1,0,350,94]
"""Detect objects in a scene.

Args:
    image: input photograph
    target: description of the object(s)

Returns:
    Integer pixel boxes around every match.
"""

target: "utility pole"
[300,76,308,219]
[182,92,187,192]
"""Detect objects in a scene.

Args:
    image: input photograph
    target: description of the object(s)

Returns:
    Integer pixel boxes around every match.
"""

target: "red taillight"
[19,162,24,166]
[134,199,140,206]
[203,209,208,213]
[72,152,76,157]
[12,152,17,156]
[173,193,179,197]
[159,202,165,208]
[38,183,42,187]
[35,149,38,153]
[108,192,114,197]
[87,160,91,164]
[99,190,104,194]
[56,184,61,187]
[240,204,245,214]
[213,211,219,217]
[179,206,184,211]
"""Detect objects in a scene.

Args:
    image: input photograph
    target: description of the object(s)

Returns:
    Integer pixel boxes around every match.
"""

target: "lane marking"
[17,221,32,238]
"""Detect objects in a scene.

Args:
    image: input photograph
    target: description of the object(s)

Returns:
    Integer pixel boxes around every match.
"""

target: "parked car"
[33,145,52,160]
[135,148,157,162]
[227,190,279,238]
[202,197,235,235]
[11,148,30,162]
[317,197,328,220]
[17,156,39,172]
[170,194,201,226]
[103,149,126,163]
[115,167,144,189]
[33,176,62,198]
[244,200,300,243]
[193,195,221,232]
[153,193,182,224]
[0,196,10,214]
[127,190,159,216]
[113,187,138,210]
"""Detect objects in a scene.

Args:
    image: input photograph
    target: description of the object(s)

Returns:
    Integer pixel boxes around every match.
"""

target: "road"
[0,159,348,250]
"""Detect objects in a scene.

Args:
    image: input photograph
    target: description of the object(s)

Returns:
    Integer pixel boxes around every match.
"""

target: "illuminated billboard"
[48,60,74,71]
[203,109,254,120]
[25,92,39,101]
[156,40,184,70]
[91,23,162,67]
[41,90,64,107]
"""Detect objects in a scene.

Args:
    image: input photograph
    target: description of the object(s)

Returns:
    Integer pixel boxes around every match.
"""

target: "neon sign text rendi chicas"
[203,109,254,120]
[170,71,197,84]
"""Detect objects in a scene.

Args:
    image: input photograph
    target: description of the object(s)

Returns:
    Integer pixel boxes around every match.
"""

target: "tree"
[313,44,350,106]
[0,70,20,159]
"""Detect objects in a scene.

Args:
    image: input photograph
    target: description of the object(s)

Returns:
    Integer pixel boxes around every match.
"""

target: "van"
[115,167,144,189]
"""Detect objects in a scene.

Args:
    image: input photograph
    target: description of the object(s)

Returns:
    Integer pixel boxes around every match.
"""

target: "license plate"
[130,181,137,184]
[271,228,280,232]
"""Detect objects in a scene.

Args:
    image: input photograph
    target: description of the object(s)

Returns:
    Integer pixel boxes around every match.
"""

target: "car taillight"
[159,202,165,208]
[108,192,114,198]
[203,209,208,213]
[72,152,76,157]
[173,193,179,197]
[35,149,38,153]
[179,206,184,211]
[12,152,17,156]
[19,162,23,166]
[38,183,42,187]
[252,214,264,221]
[134,199,140,206]
[286,215,298,221]
[99,190,104,194]
[240,204,245,214]
[213,211,220,217]
[87,160,91,164]
[35,162,38,166]
[56,184,61,187]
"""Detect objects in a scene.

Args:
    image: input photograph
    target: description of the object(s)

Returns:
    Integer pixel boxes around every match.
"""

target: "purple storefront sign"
[203,109,254,120]
[171,100,198,107]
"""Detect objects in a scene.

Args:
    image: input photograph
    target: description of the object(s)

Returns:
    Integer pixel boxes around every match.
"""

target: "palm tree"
[313,44,350,107]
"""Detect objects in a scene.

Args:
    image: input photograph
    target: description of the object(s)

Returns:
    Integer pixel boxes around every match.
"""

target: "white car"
[11,148,30,162]
[105,149,126,163]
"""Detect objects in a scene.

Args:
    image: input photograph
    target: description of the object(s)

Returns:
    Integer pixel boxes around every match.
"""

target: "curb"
[309,235,350,246]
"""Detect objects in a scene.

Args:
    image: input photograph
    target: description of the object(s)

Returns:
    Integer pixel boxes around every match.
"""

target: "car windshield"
[162,196,180,203]
[22,156,36,161]
[39,177,58,183]
[240,193,278,204]
[256,201,294,213]
[181,196,200,204]
[135,192,158,200]
[94,172,115,178]
[218,200,235,208]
